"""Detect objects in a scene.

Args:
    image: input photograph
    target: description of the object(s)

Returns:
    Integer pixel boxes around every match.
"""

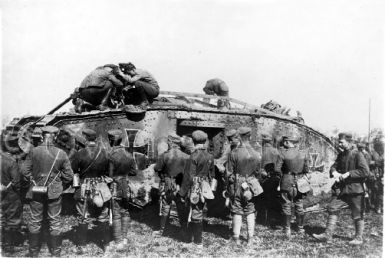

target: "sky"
[1,0,384,136]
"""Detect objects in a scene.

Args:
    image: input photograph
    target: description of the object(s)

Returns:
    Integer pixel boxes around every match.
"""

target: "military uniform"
[71,129,111,252]
[371,149,384,213]
[1,152,22,253]
[277,136,310,236]
[23,126,74,256]
[77,65,124,110]
[226,127,262,245]
[107,129,137,249]
[260,134,282,228]
[154,134,189,237]
[180,130,215,245]
[313,133,370,245]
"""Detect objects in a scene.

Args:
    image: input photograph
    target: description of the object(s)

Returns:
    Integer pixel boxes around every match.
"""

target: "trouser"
[280,191,305,216]
[1,190,22,230]
[111,198,130,242]
[160,194,187,226]
[79,85,113,106]
[133,81,160,102]
[327,194,365,220]
[28,196,62,236]
[373,179,383,210]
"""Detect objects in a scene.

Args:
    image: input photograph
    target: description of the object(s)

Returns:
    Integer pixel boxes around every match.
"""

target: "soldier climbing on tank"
[226,127,263,246]
[71,128,112,254]
[107,129,137,251]
[1,141,22,254]
[203,78,230,109]
[23,126,74,257]
[117,62,160,110]
[73,64,125,112]
[179,130,215,247]
[277,135,311,237]
[154,133,189,239]
[313,132,370,245]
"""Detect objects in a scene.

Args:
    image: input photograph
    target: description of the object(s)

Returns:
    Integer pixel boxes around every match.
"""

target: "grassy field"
[3,202,383,257]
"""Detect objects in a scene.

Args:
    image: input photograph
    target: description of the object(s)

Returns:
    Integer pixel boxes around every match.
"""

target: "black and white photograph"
[0,0,384,257]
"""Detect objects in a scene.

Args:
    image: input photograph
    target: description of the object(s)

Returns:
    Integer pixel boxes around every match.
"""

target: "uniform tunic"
[1,152,22,230]
[154,146,189,219]
[180,146,215,222]
[23,142,74,235]
[227,143,261,215]
[109,146,136,220]
[277,147,309,216]
[71,142,109,223]
[328,149,370,219]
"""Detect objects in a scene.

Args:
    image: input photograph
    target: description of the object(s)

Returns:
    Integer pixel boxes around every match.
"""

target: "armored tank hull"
[1,91,337,210]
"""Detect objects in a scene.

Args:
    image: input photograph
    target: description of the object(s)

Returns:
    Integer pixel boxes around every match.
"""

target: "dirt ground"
[1,202,383,257]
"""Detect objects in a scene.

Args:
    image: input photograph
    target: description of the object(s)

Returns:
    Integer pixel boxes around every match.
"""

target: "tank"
[1,91,337,211]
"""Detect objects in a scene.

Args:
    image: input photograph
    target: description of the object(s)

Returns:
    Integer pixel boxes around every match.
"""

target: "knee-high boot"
[312,214,338,242]
[349,219,364,245]
[28,233,41,257]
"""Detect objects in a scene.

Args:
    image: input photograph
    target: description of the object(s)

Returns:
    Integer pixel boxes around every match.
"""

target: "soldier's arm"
[154,154,166,180]
[127,154,137,176]
[303,152,310,174]
[274,153,283,177]
[22,151,33,183]
[108,74,124,87]
[347,152,370,179]
[60,152,74,185]
[226,152,235,179]
[10,160,21,191]
[209,155,215,180]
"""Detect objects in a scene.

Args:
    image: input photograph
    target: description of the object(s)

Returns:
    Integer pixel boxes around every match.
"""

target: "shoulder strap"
[82,147,102,174]
[42,151,60,187]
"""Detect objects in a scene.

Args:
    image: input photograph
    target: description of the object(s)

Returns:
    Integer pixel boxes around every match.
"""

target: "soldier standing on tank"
[313,132,370,245]
[107,129,137,251]
[226,127,262,246]
[277,136,310,237]
[71,128,111,254]
[1,142,22,254]
[179,130,215,247]
[23,126,74,257]
[260,133,282,229]
[154,133,189,239]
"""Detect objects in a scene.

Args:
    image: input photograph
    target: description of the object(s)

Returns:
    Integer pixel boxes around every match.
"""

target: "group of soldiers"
[1,123,384,256]
[72,62,160,112]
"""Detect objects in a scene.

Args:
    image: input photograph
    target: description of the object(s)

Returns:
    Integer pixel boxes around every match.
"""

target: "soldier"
[357,142,374,212]
[154,133,189,238]
[277,136,310,237]
[118,62,160,109]
[203,78,230,109]
[226,127,262,245]
[107,129,137,250]
[215,129,239,175]
[260,133,282,229]
[23,126,74,257]
[1,146,22,254]
[75,64,124,111]
[71,128,111,254]
[313,132,370,245]
[371,140,384,214]
[180,130,215,247]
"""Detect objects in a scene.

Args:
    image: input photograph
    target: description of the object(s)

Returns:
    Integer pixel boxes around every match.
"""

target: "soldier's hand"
[261,170,268,178]
[332,171,341,179]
